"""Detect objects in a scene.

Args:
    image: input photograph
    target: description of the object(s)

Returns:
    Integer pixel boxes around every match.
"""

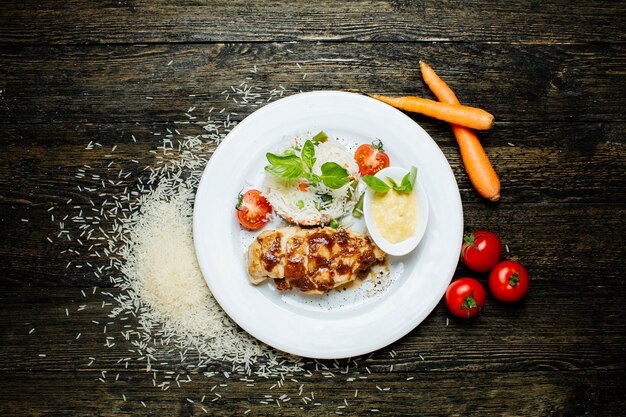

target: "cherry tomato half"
[354,139,390,176]
[236,189,272,230]
[461,230,502,272]
[489,260,529,302]
[445,277,486,319]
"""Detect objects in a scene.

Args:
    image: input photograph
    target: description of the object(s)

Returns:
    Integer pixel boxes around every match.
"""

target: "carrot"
[367,93,494,131]
[419,61,500,201]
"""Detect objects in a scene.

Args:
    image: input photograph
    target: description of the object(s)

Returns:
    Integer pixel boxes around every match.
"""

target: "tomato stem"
[460,290,480,319]
[372,138,385,151]
[235,191,244,211]
[508,270,520,287]
[462,232,479,257]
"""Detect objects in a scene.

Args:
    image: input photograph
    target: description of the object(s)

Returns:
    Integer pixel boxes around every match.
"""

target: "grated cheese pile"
[264,139,359,225]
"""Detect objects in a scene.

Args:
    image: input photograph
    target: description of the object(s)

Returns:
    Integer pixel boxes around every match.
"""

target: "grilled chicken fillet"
[247,227,385,293]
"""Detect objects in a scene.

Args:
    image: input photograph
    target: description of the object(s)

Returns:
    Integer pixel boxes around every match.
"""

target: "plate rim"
[193,90,463,359]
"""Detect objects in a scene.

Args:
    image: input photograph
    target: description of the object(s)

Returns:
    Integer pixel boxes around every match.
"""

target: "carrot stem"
[419,61,500,201]
[368,93,494,131]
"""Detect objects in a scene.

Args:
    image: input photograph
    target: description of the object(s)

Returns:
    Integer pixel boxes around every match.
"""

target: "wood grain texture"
[0,43,625,123]
[0,0,624,45]
[1,1,625,415]
[1,368,624,416]
[0,119,624,287]
[1,287,624,373]
[1,122,624,205]
[2,196,626,288]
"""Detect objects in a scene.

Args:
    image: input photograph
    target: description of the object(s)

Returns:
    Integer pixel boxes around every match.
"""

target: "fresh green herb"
[317,193,333,204]
[297,200,304,210]
[362,175,391,193]
[283,149,296,156]
[303,171,321,186]
[345,179,358,199]
[363,166,418,194]
[329,219,340,228]
[265,135,349,189]
[352,193,365,218]
[393,166,418,192]
[311,131,328,144]
[264,153,305,180]
[301,140,316,170]
[314,193,333,211]
[320,162,350,189]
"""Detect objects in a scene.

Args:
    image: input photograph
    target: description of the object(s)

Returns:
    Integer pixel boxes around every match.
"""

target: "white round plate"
[193,91,463,359]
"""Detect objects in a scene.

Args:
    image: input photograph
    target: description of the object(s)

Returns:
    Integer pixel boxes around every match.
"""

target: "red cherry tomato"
[461,230,502,272]
[489,260,529,302]
[235,189,272,230]
[445,277,486,318]
[354,139,390,176]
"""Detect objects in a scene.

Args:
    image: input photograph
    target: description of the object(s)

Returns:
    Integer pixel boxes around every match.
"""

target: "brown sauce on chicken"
[259,232,282,272]
[248,227,386,293]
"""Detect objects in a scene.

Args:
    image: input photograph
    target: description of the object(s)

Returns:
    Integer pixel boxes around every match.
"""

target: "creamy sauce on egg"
[372,189,417,243]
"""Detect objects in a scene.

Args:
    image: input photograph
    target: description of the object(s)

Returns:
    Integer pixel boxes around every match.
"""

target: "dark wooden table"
[1,1,625,416]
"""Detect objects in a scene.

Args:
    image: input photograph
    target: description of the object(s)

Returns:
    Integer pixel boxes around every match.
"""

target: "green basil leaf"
[387,177,399,188]
[403,166,417,191]
[311,131,328,144]
[303,171,320,186]
[352,193,365,218]
[301,140,316,170]
[320,162,350,189]
[265,152,304,180]
[391,166,418,192]
[363,175,391,193]
[266,152,300,165]
[265,164,304,180]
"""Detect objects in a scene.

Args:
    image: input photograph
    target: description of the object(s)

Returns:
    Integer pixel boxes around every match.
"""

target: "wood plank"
[1,2,624,416]
[2,195,625,287]
[0,368,623,416]
[0,0,624,45]
[0,119,624,287]
[1,287,624,373]
[0,43,624,123]
[1,121,624,206]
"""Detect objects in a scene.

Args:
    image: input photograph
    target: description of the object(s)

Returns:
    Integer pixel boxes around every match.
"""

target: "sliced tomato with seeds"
[236,189,272,230]
[354,139,390,176]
